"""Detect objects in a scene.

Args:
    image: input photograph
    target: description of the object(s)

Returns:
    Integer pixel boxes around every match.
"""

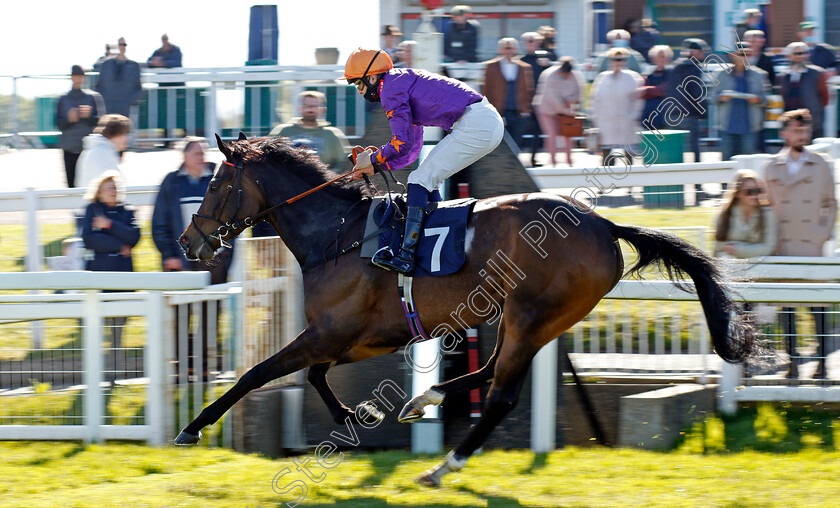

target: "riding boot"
[372,206,426,275]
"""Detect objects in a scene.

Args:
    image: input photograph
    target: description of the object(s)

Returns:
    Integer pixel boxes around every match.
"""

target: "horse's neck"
[267,195,368,268]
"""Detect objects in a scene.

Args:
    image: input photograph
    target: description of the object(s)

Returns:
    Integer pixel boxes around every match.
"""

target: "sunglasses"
[742,187,762,196]
[612,57,626,62]
[793,51,808,55]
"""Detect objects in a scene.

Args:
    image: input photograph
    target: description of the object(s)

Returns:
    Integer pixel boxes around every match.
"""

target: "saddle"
[361,193,477,277]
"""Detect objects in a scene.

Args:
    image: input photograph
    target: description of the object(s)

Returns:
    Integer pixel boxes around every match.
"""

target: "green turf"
[1,439,839,507]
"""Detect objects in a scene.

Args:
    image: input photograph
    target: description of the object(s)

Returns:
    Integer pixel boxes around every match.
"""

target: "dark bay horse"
[175,135,760,486]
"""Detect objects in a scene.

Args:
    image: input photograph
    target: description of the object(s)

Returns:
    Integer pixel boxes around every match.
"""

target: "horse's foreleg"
[399,325,505,423]
[415,334,534,487]
[175,328,326,445]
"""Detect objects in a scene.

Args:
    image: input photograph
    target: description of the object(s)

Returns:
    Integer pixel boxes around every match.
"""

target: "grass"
[2,424,840,507]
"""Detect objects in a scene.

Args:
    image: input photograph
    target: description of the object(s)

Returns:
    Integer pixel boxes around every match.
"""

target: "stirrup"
[371,246,397,270]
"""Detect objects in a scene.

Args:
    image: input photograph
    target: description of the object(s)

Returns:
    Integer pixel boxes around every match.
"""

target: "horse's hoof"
[415,472,440,487]
[174,429,202,445]
[356,401,385,424]
[397,405,424,423]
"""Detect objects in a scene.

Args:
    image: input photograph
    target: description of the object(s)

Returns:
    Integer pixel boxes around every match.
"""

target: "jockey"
[345,47,504,275]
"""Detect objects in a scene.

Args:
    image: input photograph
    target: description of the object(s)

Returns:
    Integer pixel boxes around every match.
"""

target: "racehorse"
[175,134,761,486]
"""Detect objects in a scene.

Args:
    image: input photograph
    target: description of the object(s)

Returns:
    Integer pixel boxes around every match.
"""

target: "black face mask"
[363,75,382,103]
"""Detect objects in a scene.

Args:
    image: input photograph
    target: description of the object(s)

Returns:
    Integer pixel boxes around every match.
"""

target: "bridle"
[190,159,362,250]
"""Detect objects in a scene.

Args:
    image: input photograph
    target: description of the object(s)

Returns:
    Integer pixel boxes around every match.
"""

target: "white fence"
[0,244,305,446]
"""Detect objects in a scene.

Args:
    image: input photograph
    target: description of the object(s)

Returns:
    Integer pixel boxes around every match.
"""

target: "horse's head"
[179,133,266,261]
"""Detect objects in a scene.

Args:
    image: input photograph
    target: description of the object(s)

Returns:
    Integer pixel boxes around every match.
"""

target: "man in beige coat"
[764,108,837,378]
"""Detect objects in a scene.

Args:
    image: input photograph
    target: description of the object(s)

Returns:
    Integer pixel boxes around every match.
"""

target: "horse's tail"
[607,221,762,364]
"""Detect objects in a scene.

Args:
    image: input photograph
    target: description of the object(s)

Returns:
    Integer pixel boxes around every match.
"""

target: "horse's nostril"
[180,236,189,246]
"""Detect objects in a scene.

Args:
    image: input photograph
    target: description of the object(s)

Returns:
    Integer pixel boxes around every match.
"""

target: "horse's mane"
[230,137,372,201]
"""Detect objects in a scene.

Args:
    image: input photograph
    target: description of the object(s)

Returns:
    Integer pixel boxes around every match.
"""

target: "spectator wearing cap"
[589,47,644,166]
[445,5,480,63]
[520,32,553,166]
[381,25,403,64]
[797,21,838,76]
[595,29,646,73]
[483,37,534,150]
[56,65,106,188]
[95,37,142,117]
[713,41,769,160]
[76,114,132,189]
[736,8,765,42]
[668,38,711,164]
[744,30,776,87]
[780,41,829,139]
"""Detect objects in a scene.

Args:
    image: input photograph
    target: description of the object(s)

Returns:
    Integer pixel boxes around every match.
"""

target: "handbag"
[557,113,585,137]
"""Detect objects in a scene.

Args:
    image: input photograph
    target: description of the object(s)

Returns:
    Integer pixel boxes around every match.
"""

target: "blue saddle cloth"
[365,194,476,278]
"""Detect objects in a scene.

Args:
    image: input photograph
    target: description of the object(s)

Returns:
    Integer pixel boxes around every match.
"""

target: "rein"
[191,159,360,250]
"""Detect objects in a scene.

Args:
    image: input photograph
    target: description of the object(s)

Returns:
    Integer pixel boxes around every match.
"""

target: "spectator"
[520,32,553,166]
[714,169,777,259]
[95,37,142,117]
[669,38,710,164]
[56,65,106,188]
[152,137,234,284]
[533,57,584,167]
[640,45,673,129]
[744,30,776,87]
[396,40,416,68]
[76,114,131,188]
[444,5,480,63]
[269,91,351,171]
[780,42,829,139]
[713,42,769,160]
[537,26,558,60]
[630,18,660,63]
[80,170,140,349]
[764,109,837,379]
[736,8,764,42]
[381,25,402,64]
[93,43,112,71]
[595,29,645,73]
[589,48,644,166]
[147,34,182,68]
[482,38,534,150]
[796,21,838,76]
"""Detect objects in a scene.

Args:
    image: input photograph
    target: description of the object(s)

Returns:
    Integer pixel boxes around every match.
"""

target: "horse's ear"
[215,133,232,159]
[238,131,247,141]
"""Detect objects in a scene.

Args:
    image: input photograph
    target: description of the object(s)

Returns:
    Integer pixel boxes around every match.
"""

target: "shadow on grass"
[518,452,548,475]
[25,442,86,466]
[452,484,526,507]
[355,450,407,488]
[305,500,456,508]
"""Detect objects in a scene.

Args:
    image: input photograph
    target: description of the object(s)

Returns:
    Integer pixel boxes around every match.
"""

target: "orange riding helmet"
[342,48,394,82]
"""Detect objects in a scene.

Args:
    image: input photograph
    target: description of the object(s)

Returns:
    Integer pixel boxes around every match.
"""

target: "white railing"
[0,272,207,443]
[0,237,305,446]
[527,138,840,189]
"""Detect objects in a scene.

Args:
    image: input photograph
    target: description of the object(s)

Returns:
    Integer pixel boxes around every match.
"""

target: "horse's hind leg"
[416,328,536,486]
[399,324,505,423]
[175,328,327,444]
